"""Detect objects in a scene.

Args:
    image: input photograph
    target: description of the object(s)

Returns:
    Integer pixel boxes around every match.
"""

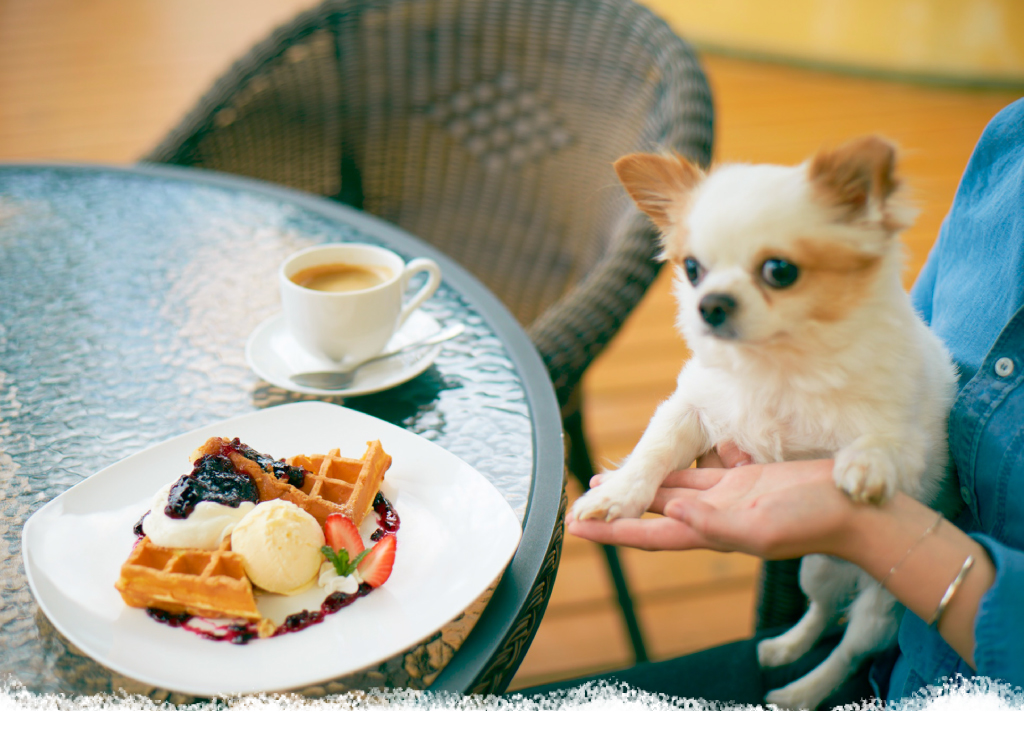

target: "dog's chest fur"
[685,351,914,466]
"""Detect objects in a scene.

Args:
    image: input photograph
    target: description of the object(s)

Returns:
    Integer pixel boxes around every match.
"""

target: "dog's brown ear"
[808,135,899,219]
[614,152,703,230]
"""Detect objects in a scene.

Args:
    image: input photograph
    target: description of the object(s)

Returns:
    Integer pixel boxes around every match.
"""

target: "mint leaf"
[350,547,372,572]
[321,545,349,576]
[321,545,368,576]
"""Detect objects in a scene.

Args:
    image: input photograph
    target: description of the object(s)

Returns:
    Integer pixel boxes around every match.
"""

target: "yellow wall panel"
[640,0,1024,84]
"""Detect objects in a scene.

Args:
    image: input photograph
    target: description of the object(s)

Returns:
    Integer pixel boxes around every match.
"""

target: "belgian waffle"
[285,440,392,527]
[184,437,391,526]
[115,536,264,624]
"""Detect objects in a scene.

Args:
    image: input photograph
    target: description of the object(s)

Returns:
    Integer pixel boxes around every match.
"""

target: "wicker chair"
[756,560,808,632]
[144,0,714,665]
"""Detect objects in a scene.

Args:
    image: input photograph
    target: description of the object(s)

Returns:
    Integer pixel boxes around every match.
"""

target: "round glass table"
[0,163,566,703]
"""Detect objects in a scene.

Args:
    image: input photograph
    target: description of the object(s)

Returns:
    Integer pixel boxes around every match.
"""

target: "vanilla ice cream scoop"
[230,499,326,595]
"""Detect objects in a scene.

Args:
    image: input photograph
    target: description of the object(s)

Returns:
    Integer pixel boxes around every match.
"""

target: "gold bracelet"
[928,555,976,630]
[880,511,943,590]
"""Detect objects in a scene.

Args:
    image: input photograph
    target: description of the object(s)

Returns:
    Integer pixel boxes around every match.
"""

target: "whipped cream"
[318,561,361,595]
[142,482,256,550]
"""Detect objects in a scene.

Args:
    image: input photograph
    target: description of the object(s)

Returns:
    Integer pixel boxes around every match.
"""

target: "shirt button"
[995,357,1015,377]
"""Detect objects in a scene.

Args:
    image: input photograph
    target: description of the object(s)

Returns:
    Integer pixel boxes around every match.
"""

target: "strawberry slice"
[324,513,364,555]
[357,534,396,587]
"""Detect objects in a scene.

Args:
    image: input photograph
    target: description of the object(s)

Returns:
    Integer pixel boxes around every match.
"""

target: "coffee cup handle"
[398,257,442,326]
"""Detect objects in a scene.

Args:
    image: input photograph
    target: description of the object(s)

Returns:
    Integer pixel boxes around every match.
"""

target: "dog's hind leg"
[757,554,848,668]
[764,577,900,710]
[757,601,833,669]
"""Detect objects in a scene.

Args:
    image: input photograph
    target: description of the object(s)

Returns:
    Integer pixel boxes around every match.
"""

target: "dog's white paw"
[569,473,651,522]
[757,635,805,669]
[834,440,899,504]
[764,679,826,711]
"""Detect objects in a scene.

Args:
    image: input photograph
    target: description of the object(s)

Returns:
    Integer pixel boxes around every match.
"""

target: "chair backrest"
[147,0,713,327]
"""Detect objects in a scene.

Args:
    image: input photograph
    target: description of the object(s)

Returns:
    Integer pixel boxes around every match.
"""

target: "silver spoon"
[290,322,465,390]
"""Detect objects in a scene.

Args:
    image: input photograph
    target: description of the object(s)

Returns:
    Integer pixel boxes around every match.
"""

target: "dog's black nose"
[699,293,737,328]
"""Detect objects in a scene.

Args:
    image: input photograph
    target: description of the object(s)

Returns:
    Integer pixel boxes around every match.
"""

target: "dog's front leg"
[569,391,711,522]
[833,432,926,504]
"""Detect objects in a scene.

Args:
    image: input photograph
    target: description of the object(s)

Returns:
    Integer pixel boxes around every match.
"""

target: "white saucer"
[246,310,444,397]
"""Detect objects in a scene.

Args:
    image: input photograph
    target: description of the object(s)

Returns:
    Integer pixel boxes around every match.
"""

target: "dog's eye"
[761,259,799,288]
[683,257,704,286]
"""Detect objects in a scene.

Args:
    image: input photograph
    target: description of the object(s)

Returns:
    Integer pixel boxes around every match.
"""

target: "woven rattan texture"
[468,481,567,694]
[145,0,715,407]
[0,166,534,700]
[756,559,809,633]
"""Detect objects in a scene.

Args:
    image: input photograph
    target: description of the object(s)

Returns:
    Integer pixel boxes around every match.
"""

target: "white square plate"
[22,401,522,696]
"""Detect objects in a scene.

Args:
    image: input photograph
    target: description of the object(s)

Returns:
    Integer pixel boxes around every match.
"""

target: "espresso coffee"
[290,263,392,293]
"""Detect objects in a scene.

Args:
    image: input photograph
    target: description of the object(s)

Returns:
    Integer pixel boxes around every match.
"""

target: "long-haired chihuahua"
[570,136,959,709]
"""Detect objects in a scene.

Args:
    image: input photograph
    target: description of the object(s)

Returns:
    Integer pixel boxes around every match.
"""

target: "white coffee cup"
[279,244,442,364]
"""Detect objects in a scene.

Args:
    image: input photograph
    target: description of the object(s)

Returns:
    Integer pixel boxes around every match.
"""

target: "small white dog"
[570,136,959,710]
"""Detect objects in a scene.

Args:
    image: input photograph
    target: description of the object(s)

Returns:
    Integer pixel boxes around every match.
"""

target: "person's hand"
[695,441,753,469]
[587,441,752,491]
[571,458,858,560]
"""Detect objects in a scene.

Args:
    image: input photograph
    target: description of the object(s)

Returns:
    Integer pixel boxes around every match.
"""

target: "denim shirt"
[885,97,1024,700]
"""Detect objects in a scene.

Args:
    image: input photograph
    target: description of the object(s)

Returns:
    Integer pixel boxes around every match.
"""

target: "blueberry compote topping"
[146,608,259,645]
[146,586,373,643]
[370,492,400,542]
[272,584,373,636]
[133,512,149,538]
[222,438,306,488]
[164,454,260,520]
[145,498,400,644]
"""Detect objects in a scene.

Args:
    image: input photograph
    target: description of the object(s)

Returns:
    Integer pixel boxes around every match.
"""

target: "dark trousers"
[510,627,880,710]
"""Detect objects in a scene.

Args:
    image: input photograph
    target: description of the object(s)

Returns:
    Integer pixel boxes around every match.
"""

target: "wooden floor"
[1,0,1019,693]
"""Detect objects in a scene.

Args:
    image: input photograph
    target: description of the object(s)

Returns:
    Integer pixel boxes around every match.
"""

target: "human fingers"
[696,442,754,470]
[716,441,753,468]
[660,466,729,491]
[696,450,725,469]
[648,486,708,515]
[665,495,802,558]
[593,459,747,494]
[662,498,748,554]
[565,515,715,552]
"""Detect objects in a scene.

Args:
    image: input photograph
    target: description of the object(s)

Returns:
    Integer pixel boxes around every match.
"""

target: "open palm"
[568,459,856,560]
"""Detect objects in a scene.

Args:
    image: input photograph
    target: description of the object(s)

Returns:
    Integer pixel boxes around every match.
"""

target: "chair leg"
[600,543,650,664]
[564,407,649,664]
[565,405,597,492]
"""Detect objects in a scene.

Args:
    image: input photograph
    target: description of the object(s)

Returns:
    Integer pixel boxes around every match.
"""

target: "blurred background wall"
[650,0,1024,85]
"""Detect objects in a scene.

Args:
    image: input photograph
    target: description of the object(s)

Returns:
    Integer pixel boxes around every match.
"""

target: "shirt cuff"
[970,533,1024,687]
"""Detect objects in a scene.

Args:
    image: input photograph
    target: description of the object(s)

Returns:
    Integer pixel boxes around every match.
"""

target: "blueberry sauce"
[144,498,399,644]
[369,492,400,542]
[136,439,306,529]
[133,512,149,538]
[146,608,260,645]
[219,438,306,488]
[164,454,260,519]
[271,584,373,636]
